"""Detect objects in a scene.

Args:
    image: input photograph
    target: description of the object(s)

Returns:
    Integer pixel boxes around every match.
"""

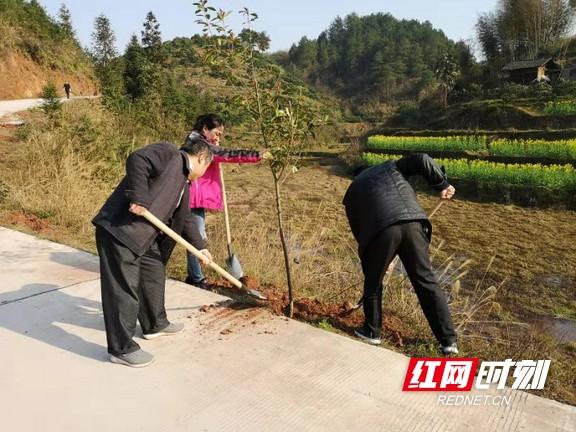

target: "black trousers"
[360,221,457,345]
[95,227,170,355]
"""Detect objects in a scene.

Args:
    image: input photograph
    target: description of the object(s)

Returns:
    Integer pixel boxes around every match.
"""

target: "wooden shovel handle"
[428,199,445,219]
[141,209,243,289]
[219,166,233,255]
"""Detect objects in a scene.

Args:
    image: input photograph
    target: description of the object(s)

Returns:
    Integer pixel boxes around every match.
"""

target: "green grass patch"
[317,319,336,332]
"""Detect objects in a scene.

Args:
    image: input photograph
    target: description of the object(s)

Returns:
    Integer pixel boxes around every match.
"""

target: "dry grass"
[167,158,361,301]
[0,100,171,248]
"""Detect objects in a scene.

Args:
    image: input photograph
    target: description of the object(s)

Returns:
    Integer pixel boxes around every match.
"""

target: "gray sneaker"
[110,349,154,368]
[440,342,459,355]
[143,322,185,340]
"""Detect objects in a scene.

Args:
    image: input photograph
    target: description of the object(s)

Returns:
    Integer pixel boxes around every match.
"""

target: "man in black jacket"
[92,138,213,367]
[343,153,458,354]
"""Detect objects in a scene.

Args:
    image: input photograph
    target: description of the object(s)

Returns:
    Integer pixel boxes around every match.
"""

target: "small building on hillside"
[502,57,562,84]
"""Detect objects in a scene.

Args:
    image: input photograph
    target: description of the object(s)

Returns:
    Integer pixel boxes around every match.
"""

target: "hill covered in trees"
[0,0,96,99]
[271,13,477,119]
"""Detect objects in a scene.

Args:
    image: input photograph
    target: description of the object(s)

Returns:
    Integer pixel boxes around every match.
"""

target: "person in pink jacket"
[184,114,263,288]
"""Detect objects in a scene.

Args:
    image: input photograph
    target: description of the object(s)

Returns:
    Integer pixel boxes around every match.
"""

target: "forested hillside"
[272,13,474,118]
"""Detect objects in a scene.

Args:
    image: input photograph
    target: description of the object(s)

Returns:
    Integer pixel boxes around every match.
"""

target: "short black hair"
[180,137,213,162]
[193,113,224,132]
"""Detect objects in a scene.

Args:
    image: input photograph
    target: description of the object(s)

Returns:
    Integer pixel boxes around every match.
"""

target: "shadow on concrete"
[0,284,107,362]
[50,251,100,274]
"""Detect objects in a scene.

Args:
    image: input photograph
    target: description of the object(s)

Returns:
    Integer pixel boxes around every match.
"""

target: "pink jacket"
[187,133,262,211]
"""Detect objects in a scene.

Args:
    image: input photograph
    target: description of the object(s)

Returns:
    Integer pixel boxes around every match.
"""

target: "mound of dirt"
[208,275,411,347]
[4,211,51,232]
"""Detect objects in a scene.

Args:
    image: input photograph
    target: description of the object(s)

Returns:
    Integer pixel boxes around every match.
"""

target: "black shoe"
[354,327,382,345]
[185,277,210,290]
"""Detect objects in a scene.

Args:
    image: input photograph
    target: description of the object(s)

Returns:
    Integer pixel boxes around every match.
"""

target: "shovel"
[141,209,267,301]
[219,166,244,280]
[347,199,446,313]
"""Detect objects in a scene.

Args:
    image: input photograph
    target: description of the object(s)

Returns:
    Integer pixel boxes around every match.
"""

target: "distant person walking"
[183,114,265,289]
[343,153,458,354]
[63,82,71,99]
[92,138,214,367]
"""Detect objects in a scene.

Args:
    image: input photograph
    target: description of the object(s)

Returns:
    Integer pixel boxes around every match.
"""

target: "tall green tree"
[316,33,330,68]
[91,14,117,70]
[123,34,148,100]
[90,14,120,97]
[141,11,163,63]
[288,36,317,72]
[370,51,396,100]
[57,3,74,38]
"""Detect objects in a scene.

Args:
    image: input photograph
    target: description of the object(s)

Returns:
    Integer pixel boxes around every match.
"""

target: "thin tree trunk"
[273,175,294,317]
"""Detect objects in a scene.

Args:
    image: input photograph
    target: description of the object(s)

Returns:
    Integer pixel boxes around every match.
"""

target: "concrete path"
[0,226,574,431]
[0,96,97,119]
[0,98,45,118]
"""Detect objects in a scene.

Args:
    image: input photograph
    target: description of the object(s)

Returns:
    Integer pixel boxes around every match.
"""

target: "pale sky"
[38,0,499,53]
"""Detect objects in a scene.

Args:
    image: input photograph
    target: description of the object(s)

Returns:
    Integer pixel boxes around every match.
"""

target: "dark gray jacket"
[343,153,449,257]
[92,142,206,260]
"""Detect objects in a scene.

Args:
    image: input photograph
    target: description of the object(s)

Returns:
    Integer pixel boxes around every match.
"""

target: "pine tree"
[58,3,74,38]
[40,82,62,119]
[316,33,330,68]
[90,14,119,95]
[91,14,117,69]
[123,35,148,100]
[141,11,163,63]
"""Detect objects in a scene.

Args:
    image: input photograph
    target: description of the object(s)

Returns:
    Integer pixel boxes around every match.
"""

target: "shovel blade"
[244,288,268,301]
[226,253,267,300]
[225,253,244,280]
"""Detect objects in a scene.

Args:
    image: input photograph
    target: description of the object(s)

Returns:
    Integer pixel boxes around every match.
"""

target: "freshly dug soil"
[4,211,51,232]
[208,275,411,347]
